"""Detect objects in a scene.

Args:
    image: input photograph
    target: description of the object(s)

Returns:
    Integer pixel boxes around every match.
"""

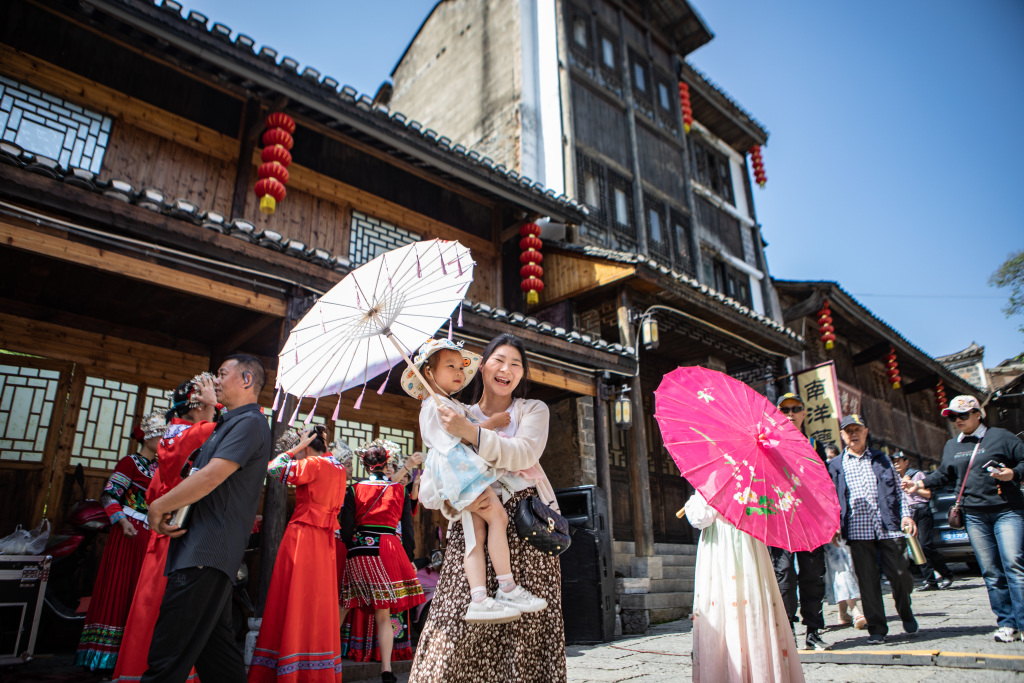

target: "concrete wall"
[390,0,523,172]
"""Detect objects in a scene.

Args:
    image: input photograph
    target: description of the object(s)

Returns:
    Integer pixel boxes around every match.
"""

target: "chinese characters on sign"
[838,380,862,418]
[795,362,842,449]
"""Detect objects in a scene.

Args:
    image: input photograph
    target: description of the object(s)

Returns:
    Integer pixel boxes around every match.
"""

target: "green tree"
[990,248,1024,360]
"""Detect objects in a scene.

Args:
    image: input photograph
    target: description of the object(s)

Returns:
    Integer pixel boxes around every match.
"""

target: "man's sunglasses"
[947,410,976,423]
[779,406,804,414]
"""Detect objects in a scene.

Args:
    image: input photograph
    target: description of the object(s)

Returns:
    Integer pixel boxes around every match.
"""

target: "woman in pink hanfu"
[685,491,804,683]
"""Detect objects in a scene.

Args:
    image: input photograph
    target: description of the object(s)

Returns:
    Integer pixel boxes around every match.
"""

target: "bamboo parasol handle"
[386,332,445,408]
[675,506,686,519]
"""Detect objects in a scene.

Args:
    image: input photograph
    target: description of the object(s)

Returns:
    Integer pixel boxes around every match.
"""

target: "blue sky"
[188,0,1023,364]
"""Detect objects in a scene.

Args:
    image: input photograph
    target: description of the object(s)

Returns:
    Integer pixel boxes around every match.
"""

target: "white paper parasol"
[275,238,474,422]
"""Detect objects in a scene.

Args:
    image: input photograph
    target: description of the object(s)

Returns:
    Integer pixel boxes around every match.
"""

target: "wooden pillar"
[617,290,654,558]
[257,394,294,615]
[594,375,614,538]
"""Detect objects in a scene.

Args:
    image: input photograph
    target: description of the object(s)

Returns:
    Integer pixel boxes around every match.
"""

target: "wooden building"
[0,0,650,619]
[387,0,805,629]
[774,280,979,470]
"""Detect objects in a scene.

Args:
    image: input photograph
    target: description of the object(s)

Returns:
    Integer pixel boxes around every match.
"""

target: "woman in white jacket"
[409,334,566,683]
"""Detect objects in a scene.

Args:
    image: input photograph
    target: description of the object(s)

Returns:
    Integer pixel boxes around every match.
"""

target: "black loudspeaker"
[556,486,615,644]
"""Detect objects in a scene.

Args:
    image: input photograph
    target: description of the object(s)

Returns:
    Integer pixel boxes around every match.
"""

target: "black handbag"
[512,495,571,557]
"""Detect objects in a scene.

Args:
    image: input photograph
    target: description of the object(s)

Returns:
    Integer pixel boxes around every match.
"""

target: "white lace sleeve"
[684,491,718,530]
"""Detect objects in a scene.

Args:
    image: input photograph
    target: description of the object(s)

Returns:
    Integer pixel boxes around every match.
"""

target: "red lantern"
[678,81,693,133]
[255,113,295,214]
[934,380,948,412]
[817,300,835,351]
[886,347,901,389]
[519,222,543,305]
[749,145,767,188]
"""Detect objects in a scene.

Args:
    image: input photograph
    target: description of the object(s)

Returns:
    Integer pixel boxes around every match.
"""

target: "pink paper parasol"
[654,366,840,552]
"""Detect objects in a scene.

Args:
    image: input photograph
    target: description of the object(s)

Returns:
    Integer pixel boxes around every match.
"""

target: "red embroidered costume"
[248,452,348,682]
[111,417,215,682]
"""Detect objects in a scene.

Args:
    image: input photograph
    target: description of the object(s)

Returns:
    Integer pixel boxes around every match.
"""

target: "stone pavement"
[565,562,1024,682]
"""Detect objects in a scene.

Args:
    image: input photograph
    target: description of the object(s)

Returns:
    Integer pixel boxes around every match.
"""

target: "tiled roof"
[88,0,588,223]
[554,242,802,342]
[463,299,635,358]
[1,143,632,361]
[0,140,352,272]
[936,342,985,365]
[680,61,769,146]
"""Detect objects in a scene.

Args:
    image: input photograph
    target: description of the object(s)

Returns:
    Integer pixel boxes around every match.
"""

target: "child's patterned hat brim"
[400,337,481,400]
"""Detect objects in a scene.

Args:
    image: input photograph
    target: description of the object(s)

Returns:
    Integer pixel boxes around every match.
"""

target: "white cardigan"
[476,398,559,512]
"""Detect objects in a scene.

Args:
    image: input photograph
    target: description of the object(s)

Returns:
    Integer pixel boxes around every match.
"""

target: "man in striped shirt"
[143,354,271,683]
[827,414,918,645]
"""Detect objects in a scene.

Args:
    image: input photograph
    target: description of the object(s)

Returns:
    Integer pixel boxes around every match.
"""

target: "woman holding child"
[409,333,566,683]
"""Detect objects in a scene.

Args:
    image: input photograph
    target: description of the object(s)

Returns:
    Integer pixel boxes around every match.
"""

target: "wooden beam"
[0,312,209,388]
[0,166,341,288]
[297,116,497,209]
[782,290,826,323]
[0,218,289,316]
[529,366,596,397]
[852,341,891,367]
[230,99,265,219]
[260,153,497,259]
[902,374,941,395]
[0,44,238,161]
[537,252,636,307]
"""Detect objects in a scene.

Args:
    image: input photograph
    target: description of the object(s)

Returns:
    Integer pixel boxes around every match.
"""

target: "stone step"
[614,555,696,579]
[341,658,412,681]
[613,541,697,556]
[619,590,693,611]
[650,577,694,593]
[650,605,691,624]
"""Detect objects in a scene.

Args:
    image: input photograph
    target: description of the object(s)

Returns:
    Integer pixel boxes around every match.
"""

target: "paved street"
[566,563,1024,682]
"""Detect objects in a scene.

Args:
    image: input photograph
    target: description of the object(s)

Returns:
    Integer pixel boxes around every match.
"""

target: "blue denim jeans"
[965,508,1024,630]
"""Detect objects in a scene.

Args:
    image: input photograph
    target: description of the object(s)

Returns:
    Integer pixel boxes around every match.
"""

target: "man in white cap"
[906,395,1024,643]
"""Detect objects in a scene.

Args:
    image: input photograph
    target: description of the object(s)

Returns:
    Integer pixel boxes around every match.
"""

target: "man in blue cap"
[828,413,918,645]
[769,392,830,651]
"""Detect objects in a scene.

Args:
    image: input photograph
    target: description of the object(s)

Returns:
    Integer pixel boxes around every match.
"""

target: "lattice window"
[654,71,678,133]
[336,418,375,479]
[596,25,622,95]
[566,3,593,73]
[670,208,695,276]
[629,49,653,118]
[643,193,671,266]
[72,377,140,469]
[141,385,172,422]
[0,76,112,172]
[689,136,735,204]
[694,197,742,258]
[348,211,421,267]
[607,170,636,252]
[0,364,62,463]
[576,151,608,227]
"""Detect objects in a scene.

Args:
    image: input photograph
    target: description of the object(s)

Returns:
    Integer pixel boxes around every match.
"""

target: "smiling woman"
[410,334,566,683]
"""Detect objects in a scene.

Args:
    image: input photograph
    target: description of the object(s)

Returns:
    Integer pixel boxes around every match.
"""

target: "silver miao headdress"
[140,411,167,440]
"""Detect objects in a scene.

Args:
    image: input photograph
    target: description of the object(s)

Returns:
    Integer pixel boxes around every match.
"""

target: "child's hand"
[480,412,511,431]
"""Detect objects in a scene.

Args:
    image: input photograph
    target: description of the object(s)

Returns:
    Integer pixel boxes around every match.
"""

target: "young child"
[403,337,547,624]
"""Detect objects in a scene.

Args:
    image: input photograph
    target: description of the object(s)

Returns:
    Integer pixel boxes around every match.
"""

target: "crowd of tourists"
[74,333,567,683]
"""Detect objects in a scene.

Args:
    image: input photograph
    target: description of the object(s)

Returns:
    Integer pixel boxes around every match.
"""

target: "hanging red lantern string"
[817,300,835,351]
[934,380,948,412]
[519,222,544,305]
[255,112,295,215]
[886,347,901,389]
[678,81,693,134]
[749,145,767,188]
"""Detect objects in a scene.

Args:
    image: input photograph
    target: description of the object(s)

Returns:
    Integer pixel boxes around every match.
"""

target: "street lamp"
[641,315,659,350]
[613,386,632,430]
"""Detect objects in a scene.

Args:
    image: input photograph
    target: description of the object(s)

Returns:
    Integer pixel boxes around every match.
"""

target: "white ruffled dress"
[685,492,804,683]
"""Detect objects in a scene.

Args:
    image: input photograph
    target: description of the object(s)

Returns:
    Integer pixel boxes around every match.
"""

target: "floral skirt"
[409,488,566,683]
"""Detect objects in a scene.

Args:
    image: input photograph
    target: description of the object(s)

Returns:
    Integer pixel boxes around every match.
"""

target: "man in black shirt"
[142,354,271,683]
[769,393,830,651]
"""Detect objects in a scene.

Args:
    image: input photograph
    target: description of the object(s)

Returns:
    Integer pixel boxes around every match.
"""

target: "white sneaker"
[994,626,1019,643]
[465,597,521,624]
[494,585,548,614]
